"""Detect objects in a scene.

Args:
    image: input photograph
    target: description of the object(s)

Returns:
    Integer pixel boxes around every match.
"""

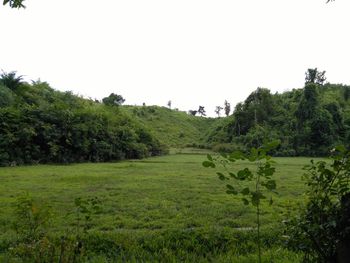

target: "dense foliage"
[206,82,350,156]
[286,145,350,262]
[0,74,166,166]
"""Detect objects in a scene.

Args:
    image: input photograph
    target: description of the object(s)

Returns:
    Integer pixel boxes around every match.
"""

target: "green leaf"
[217,172,227,180]
[207,154,213,161]
[242,198,249,205]
[226,184,235,190]
[241,187,250,195]
[264,180,277,190]
[229,172,237,179]
[269,197,273,205]
[226,184,238,195]
[202,161,215,168]
[251,192,265,206]
[237,168,252,180]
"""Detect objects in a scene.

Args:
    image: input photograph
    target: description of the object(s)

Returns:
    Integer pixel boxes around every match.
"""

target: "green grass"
[0,153,319,261]
[123,105,217,147]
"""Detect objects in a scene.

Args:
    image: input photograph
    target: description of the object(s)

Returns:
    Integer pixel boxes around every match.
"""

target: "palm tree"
[0,71,23,91]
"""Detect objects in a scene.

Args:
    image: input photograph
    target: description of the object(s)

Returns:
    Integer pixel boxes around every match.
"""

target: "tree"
[197,106,206,117]
[224,100,231,117]
[167,100,172,109]
[188,110,197,116]
[0,70,23,91]
[3,0,25,8]
[305,68,327,85]
[203,140,280,263]
[295,83,319,127]
[214,106,223,117]
[102,93,125,106]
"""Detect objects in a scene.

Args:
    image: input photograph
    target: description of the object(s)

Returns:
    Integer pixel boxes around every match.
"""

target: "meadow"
[0,150,322,262]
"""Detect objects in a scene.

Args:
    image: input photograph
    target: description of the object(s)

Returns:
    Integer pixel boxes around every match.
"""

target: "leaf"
[237,168,252,180]
[265,180,277,190]
[228,172,236,179]
[217,172,227,180]
[226,184,238,195]
[241,187,250,195]
[207,154,213,161]
[202,161,215,168]
[226,189,238,195]
[242,198,249,205]
[226,184,235,190]
[251,192,265,206]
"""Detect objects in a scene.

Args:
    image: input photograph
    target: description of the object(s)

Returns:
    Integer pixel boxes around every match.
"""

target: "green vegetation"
[206,76,350,156]
[203,141,280,263]
[0,73,166,166]
[286,146,350,262]
[123,105,216,147]
[0,153,312,261]
[1,68,349,261]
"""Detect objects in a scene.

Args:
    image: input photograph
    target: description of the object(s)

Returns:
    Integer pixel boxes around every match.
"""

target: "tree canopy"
[3,0,25,8]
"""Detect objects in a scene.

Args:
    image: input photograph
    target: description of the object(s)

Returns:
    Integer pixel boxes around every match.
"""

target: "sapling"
[203,140,279,263]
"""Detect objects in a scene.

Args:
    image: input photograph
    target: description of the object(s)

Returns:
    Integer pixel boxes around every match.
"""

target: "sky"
[1,0,349,116]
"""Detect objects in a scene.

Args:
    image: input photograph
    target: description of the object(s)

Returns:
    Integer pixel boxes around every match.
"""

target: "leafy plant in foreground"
[285,145,350,262]
[203,140,280,263]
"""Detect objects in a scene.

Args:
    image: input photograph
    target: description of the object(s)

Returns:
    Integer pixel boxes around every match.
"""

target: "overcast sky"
[1,0,349,116]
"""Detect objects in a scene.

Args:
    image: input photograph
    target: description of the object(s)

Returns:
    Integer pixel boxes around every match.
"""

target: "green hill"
[122,105,217,147]
[2,69,350,165]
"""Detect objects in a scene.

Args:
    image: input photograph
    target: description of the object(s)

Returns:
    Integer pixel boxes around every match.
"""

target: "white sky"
[1,0,349,116]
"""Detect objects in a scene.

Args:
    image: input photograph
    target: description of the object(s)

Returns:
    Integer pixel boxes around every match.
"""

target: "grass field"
[0,151,323,262]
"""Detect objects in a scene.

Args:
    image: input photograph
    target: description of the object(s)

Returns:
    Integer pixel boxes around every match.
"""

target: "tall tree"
[197,106,206,117]
[102,93,125,106]
[214,106,223,117]
[0,71,23,91]
[224,100,231,116]
[305,68,327,85]
[295,83,319,126]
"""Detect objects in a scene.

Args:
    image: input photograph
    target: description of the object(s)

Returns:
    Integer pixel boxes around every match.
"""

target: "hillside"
[2,69,350,166]
[123,105,217,147]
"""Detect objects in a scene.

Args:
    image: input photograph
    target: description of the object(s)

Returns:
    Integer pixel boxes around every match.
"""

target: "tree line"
[206,69,350,156]
[0,71,166,166]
